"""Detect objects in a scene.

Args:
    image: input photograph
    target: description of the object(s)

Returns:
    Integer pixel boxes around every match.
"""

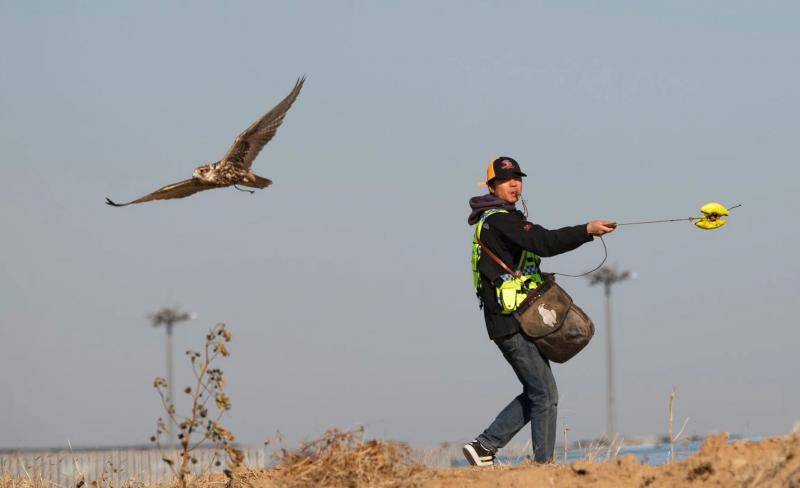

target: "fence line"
[0,447,265,485]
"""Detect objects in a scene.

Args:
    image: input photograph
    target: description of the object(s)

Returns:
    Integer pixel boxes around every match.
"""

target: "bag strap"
[477,239,521,278]
[475,209,525,278]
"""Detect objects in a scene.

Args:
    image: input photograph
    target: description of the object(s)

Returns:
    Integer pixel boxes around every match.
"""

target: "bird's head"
[193,164,214,181]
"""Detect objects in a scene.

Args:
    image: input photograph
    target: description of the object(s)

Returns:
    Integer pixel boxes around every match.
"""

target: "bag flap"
[514,279,574,339]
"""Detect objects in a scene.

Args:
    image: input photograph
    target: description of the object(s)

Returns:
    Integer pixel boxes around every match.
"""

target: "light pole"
[149,307,193,445]
[587,265,631,441]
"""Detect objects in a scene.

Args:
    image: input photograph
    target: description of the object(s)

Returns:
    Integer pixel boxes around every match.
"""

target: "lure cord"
[520,195,606,278]
[550,204,740,277]
[552,235,608,278]
[615,217,697,226]
[615,204,741,226]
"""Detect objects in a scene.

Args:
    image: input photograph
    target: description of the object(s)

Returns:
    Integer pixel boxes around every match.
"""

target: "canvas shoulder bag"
[477,240,595,363]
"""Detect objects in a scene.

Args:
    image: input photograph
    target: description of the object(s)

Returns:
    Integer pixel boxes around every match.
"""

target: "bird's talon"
[234,185,255,194]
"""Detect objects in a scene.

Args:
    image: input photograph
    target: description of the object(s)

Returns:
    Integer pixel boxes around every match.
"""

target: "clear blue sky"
[1,1,798,449]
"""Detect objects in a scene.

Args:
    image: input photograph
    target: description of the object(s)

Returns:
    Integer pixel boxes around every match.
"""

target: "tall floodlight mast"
[587,265,631,441]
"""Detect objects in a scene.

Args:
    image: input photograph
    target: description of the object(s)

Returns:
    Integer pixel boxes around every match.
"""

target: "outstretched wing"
[221,76,305,169]
[106,178,217,207]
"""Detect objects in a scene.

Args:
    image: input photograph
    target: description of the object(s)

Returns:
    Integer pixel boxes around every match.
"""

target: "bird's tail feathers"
[241,174,272,189]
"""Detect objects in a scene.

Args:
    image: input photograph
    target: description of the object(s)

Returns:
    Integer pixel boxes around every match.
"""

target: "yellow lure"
[694,202,730,230]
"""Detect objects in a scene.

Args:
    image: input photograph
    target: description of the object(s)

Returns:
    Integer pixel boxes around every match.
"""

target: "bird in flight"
[106,76,305,207]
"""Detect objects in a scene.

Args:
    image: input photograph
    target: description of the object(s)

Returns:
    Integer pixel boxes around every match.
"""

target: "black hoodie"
[468,194,593,340]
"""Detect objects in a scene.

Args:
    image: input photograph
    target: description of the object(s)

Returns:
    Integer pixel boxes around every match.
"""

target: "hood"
[468,193,516,225]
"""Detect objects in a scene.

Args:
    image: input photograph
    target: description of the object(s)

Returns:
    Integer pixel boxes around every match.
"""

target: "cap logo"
[500,160,514,169]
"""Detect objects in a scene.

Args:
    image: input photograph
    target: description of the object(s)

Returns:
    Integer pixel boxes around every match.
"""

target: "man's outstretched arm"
[489,214,615,257]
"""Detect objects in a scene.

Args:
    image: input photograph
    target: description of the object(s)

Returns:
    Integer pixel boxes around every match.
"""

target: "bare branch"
[673,417,690,443]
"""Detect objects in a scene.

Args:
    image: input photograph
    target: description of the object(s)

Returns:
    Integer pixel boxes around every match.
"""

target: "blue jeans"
[477,332,558,463]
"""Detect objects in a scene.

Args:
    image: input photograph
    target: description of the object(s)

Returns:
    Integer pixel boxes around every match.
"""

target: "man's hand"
[587,220,617,236]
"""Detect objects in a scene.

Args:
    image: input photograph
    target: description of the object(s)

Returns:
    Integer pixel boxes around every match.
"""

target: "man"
[463,156,615,465]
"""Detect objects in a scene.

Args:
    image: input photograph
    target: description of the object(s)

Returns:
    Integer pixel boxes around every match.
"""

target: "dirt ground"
[424,433,800,487]
[3,431,799,488]
[240,432,800,487]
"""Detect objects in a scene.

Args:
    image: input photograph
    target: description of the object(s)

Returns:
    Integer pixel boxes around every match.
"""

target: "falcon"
[106,76,305,207]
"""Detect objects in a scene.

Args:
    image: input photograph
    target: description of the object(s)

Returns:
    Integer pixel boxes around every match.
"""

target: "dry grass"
[267,428,430,487]
[413,443,455,469]
[0,475,49,488]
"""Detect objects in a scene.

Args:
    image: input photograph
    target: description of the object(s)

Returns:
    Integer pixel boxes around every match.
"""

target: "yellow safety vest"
[471,209,544,314]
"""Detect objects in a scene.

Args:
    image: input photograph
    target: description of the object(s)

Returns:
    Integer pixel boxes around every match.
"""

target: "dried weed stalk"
[576,434,623,464]
[271,427,428,487]
[668,386,690,463]
[606,435,624,460]
[151,323,243,487]
[77,459,120,488]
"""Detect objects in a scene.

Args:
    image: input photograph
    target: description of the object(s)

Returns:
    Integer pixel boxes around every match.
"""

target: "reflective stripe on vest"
[471,209,544,313]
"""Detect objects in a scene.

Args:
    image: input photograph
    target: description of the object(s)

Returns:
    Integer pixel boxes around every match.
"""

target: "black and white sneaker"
[462,439,495,466]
